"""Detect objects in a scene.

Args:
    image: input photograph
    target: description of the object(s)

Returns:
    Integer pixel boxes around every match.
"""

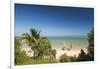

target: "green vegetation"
[87,29,94,60]
[15,28,57,65]
[76,49,90,61]
[76,29,94,61]
[59,28,94,62]
[21,29,56,60]
[59,53,76,63]
[15,28,94,65]
[15,37,34,65]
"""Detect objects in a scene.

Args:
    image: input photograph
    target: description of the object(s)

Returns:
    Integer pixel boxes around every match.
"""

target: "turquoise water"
[47,36,88,49]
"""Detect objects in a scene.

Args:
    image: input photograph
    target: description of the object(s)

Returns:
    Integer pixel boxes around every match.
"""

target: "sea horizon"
[15,35,88,49]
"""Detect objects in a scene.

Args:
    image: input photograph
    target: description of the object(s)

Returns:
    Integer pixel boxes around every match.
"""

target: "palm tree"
[21,33,31,46]
[21,28,56,60]
[30,29,41,59]
[30,28,40,41]
[21,29,41,59]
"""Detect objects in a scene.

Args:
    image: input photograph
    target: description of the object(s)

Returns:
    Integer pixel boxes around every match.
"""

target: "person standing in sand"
[62,42,73,51]
[62,41,66,51]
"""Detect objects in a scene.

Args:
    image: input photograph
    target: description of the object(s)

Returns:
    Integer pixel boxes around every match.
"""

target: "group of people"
[62,42,72,51]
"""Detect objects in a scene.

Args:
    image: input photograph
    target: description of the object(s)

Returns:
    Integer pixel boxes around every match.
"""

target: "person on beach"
[62,42,72,51]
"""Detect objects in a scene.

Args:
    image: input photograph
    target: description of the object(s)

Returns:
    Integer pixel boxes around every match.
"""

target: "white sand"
[55,48,88,59]
[20,39,88,59]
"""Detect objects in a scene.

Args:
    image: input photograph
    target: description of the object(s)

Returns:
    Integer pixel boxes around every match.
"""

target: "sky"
[15,4,94,36]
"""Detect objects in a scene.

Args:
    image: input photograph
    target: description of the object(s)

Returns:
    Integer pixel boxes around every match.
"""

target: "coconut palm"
[21,29,41,59]
[30,29,41,59]
[21,28,56,60]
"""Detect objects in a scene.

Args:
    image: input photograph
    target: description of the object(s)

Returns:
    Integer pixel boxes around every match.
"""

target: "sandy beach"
[54,48,88,59]
[20,39,88,59]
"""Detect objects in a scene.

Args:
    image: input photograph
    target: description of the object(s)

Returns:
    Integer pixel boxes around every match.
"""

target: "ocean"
[15,36,89,50]
[47,36,89,49]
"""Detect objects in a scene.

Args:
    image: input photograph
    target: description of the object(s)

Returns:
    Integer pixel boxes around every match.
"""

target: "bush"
[15,36,57,65]
[59,53,76,62]
[88,29,94,61]
[15,37,34,65]
[15,44,34,65]
[76,49,89,61]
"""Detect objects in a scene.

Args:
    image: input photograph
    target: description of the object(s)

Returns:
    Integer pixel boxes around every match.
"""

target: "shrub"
[59,54,70,63]
[87,29,94,61]
[76,49,89,61]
